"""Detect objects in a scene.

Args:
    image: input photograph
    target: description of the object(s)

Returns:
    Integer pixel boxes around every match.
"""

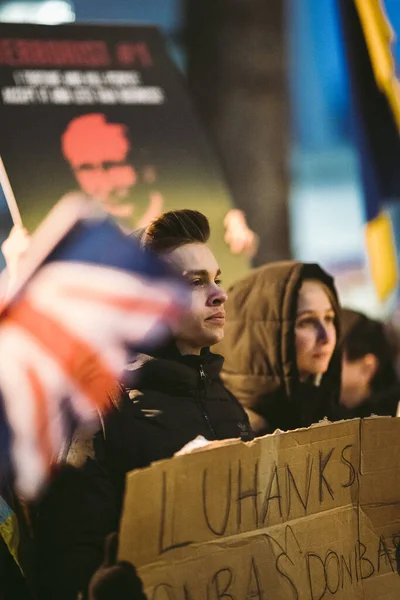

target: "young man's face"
[164,243,228,355]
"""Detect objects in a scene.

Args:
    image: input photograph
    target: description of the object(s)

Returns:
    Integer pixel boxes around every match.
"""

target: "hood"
[216,261,341,418]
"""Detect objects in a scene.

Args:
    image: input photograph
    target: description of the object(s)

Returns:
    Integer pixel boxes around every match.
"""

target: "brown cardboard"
[119,418,400,599]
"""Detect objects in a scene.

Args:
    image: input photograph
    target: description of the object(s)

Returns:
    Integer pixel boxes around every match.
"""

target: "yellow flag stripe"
[0,512,23,575]
[354,0,400,131]
[365,211,398,301]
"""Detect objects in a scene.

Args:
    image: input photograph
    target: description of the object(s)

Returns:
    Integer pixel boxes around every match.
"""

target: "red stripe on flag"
[5,299,116,413]
[60,284,180,318]
[26,366,53,473]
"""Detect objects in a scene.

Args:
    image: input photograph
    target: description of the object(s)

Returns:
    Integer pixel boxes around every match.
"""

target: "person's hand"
[175,435,212,456]
[1,224,31,279]
[245,408,269,435]
[137,191,164,229]
[224,210,259,258]
[88,533,147,600]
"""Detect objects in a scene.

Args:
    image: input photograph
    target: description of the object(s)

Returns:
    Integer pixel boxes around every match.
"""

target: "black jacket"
[107,346,254,477]
[35,345,253,600]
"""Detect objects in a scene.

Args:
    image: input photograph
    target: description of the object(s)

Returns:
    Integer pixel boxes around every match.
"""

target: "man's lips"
[206,312,225,322]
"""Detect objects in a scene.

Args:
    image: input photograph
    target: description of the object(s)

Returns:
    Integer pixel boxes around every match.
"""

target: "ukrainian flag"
[337,0,400,301]
[0,494,22,574]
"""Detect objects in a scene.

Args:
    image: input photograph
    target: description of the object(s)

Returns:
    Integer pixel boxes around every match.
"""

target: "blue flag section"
[337,0,400,301]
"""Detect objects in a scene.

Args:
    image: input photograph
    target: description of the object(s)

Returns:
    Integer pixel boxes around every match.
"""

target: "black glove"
[88,533,147,600]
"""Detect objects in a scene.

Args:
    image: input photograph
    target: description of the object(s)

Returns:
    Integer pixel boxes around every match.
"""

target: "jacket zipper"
[197,365,217,439]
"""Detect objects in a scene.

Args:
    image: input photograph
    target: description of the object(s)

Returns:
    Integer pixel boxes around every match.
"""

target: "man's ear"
[361,353,379,384]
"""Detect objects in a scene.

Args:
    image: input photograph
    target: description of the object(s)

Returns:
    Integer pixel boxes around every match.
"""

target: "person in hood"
[337,308,399,419]
[34,209,253,600]
[217,261,341,435]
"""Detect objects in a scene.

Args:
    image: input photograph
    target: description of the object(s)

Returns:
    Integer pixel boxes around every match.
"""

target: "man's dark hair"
[142,209,210,254]
[342,309,398,393]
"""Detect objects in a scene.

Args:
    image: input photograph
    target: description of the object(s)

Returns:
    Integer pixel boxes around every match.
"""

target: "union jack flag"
[0,194,186,499]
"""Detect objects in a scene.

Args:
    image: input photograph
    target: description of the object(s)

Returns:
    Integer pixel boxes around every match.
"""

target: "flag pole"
[0,155,22,226]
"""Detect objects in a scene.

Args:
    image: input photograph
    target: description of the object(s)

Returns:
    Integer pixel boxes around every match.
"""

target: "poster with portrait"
[0,23,250,284]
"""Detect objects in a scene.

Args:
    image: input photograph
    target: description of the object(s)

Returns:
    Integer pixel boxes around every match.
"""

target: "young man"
[35,209,254,600]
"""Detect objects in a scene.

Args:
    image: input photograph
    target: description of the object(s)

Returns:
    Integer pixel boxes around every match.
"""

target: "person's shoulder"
[102,386,172,441]
[66,428,98,469]
[119,386,171,418]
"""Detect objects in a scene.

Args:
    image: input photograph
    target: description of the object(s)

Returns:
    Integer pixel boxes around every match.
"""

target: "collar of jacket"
[121,342,225,397]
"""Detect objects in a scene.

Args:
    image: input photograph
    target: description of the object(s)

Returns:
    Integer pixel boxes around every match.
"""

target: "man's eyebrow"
[184,269,221,277]
[76,163,92,169]
[184,270,209,277]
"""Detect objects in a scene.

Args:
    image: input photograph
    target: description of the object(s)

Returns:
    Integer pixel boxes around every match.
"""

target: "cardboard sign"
[119,417,400,599]
[0,23,249,286]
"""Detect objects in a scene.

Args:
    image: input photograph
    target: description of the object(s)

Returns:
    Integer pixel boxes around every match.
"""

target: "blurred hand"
[1,225,31,279]
[137,191,164,229]
[175,435,211,456]
[224,210,259,258]
[245,408,269,435]
[88,533,147,600]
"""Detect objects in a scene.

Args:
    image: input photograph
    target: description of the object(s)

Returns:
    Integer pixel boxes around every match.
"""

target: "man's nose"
[208,285,228,306]
[93,174,116,200]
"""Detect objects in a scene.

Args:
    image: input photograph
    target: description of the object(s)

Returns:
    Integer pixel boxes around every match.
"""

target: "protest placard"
[0,22,249,285]
[119,417,400,599]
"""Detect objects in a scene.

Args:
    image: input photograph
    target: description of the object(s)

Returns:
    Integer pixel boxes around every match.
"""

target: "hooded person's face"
[164,243,228,356]
[295,280,337,381]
